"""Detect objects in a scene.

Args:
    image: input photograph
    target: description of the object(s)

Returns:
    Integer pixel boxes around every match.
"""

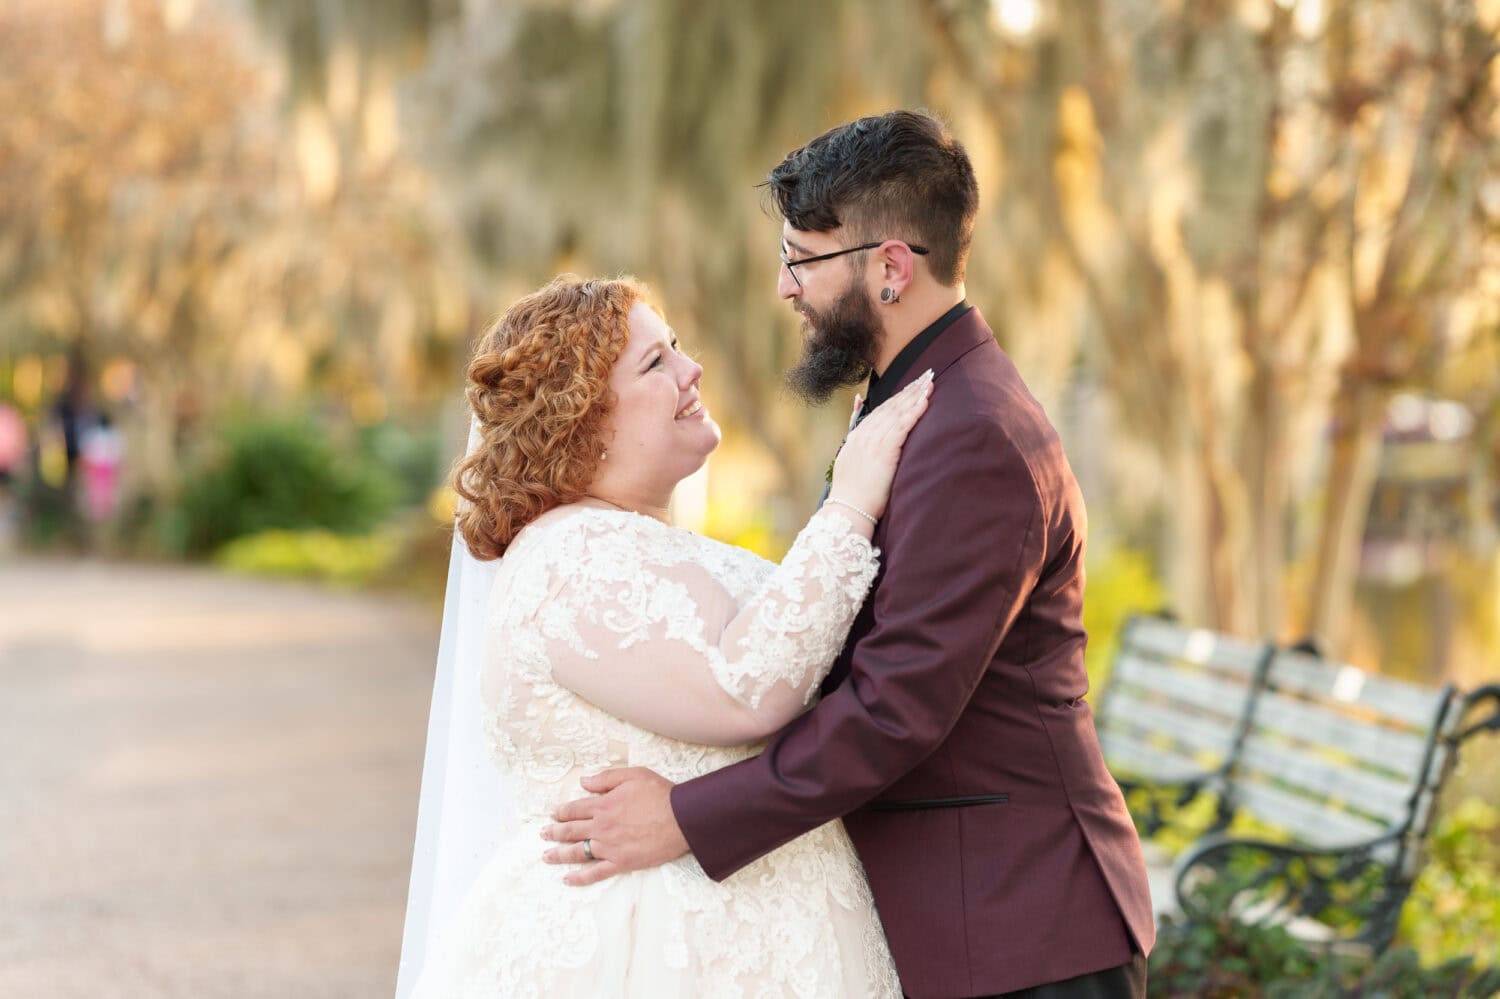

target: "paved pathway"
[0,559,440,998]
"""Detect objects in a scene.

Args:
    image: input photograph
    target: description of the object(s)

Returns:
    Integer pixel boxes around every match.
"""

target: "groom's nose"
[777,264,801,301]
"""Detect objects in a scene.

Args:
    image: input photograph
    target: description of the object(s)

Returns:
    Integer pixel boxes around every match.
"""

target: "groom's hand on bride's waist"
[540,767,689,886]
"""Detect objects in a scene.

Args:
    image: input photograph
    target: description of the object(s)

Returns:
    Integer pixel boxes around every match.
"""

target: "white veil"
[394,418,516,998]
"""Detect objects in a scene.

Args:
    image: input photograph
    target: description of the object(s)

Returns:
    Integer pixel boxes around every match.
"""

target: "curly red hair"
[455,274,646,560]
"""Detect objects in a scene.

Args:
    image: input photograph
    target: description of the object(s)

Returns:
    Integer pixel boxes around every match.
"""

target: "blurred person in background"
[0,401,26,551]
[400,274,934,996]
[48,353,96,492]
[545,110,1155,999]
[78,413,123,524]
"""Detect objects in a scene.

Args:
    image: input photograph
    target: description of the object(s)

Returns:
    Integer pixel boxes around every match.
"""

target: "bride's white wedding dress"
[408,505,901,998]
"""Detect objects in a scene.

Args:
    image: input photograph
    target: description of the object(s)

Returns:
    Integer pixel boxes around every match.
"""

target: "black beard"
[784,281,881,405]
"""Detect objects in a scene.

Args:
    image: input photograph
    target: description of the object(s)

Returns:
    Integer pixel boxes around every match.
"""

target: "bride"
[397,274,932,997]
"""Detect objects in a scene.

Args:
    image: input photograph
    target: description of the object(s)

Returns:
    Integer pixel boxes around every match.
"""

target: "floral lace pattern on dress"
[408,506,901,998]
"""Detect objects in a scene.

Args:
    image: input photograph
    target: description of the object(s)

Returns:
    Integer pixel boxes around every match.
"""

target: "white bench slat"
[1250,691,1430,778]
[1101,689,1240,759]
[1126,618,1266,674]
[1233,779,1395,852]
[1101,731,1213,783]
[1268,651,1449,730]
[1239,737,1415,824]
[1113,653,1258,718]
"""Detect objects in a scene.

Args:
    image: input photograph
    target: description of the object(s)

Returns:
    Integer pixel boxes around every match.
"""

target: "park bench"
[1096,616,1274,838]
[1096,614,1500,952]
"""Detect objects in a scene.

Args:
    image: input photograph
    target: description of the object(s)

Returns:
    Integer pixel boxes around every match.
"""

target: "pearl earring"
[601,451,608,461]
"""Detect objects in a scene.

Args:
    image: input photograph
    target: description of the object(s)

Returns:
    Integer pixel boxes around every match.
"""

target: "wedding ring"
[582,838,595,861]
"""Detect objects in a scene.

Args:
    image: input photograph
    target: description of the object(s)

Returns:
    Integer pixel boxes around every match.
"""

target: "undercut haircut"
[765,109,979,286]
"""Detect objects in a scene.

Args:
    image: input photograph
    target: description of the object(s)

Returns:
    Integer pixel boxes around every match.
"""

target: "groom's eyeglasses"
[779,239,930,289]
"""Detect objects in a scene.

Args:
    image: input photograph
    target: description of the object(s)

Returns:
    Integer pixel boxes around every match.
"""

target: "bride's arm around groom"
[538,370,935,749]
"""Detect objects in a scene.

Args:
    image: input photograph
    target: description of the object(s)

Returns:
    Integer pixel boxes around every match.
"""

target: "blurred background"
[1,0,1496,995]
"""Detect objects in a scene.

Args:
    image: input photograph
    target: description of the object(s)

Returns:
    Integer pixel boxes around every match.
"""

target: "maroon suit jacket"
[671,308,1155,998]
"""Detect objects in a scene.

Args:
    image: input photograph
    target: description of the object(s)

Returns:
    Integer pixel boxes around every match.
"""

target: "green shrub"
[1124,786,1228,855]
[1149,886,1330,997]
[360,421,445,509]
[1149,878,1500,997]
[1084,546,1169,691]
[215,528,399,587]
[1400,796,1500,969]
[176,417,399,555]
[14,474,84,549]
[214,508,454,596]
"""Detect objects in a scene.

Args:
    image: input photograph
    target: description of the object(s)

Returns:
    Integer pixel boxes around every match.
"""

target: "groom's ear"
[876,241,917,299]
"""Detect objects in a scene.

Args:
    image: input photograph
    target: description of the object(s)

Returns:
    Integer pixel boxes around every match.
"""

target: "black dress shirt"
[820,300,973,504]
[859,300,972,418]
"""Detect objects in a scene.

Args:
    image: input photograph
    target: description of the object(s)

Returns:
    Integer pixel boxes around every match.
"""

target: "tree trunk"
[129,361,183,535]
[1163,435,1211,627]
[1166,424,1252,632]
[1243,362,1288,638]
[1201,442,1251,635]
[1307,384,1385,653]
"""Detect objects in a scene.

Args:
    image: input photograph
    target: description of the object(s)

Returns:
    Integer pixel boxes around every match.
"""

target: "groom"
[543,110,1154,998]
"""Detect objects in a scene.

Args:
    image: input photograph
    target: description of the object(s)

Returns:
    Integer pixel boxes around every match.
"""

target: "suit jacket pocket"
[867,793,1009,812]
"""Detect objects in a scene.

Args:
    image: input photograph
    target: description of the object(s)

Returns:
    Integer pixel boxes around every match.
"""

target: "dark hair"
[765,109,979,286]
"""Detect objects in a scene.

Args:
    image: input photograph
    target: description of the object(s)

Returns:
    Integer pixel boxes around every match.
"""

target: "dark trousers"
[911,951,1147,999]
[986,951,1146,999]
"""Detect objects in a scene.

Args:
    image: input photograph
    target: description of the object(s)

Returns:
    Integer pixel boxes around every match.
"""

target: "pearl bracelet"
[825,497,878,526]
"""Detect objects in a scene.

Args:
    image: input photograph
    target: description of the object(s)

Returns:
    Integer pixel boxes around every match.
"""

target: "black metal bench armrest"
[1459,684,1500,742]
[1172,828,1410,952]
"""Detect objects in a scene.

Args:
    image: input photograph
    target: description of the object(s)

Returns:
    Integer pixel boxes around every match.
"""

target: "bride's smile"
[596,301,721,498]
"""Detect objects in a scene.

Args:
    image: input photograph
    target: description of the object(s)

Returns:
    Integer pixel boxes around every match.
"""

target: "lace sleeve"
[540,509,879,746]
[715,510,878,709]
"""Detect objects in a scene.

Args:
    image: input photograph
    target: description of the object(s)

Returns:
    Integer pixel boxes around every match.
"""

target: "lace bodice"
[410,504,901,998]
[480,505,879,819]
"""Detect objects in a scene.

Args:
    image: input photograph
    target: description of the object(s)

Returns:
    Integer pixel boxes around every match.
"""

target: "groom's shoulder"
[914,339,1071,494]
[929,339,1053,442]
